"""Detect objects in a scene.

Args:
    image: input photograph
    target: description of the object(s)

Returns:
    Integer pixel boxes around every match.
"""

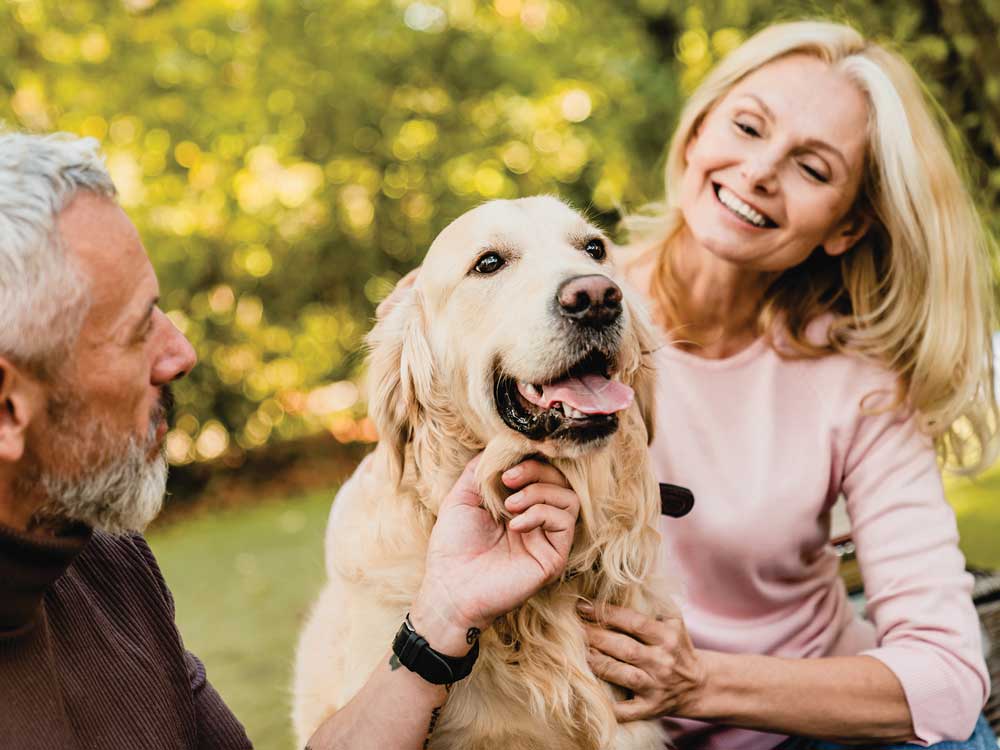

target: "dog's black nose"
[556,275,622,327]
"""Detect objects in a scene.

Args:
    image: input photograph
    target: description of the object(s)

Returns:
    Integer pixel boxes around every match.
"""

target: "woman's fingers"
[586,647,654,693]
[502,459,571,490]
[584,624,653,668]
[612,697,655,723]
[579,601,669,646]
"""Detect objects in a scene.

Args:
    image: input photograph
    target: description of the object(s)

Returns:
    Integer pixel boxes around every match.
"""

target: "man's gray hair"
[0,131,117,379]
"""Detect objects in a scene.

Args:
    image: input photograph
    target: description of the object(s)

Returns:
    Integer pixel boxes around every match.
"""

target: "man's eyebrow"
[740,93,849,172]
[131,297,159,337]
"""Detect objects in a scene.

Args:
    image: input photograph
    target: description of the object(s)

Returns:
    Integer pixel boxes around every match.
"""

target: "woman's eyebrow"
[738,93,848,173]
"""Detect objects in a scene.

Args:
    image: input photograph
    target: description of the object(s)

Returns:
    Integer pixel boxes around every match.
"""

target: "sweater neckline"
[0,521,92,637]
[655,333,770,371]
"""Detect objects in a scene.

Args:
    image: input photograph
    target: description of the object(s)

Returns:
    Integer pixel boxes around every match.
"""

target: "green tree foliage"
[1,0,996,464]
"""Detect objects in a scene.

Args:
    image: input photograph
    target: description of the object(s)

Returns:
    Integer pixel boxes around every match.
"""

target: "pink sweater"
[649,332,989,749]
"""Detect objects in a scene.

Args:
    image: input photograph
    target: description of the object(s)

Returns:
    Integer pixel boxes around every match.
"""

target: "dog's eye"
[473,252,505,275]
[584,238,606,261]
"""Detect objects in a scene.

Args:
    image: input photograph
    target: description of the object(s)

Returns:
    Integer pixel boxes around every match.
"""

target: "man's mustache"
[151,384,175,429]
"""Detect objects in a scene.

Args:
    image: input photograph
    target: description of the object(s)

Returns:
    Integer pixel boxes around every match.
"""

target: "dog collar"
[659,483,695,518]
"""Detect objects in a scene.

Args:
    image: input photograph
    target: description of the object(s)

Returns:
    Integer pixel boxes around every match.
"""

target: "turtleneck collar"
[0,521,92,637]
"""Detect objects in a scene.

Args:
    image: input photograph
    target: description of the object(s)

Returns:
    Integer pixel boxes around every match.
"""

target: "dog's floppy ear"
[366,278,433,483]
[626,297,659,445]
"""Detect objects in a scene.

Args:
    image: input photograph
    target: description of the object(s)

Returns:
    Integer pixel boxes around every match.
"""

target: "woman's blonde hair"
[625,20,999,473]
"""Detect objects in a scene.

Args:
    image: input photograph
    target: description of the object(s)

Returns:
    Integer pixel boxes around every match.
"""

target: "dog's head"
[368,196,658,481]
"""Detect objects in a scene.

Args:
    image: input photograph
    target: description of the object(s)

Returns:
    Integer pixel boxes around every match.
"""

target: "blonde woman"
[580,20,999,750]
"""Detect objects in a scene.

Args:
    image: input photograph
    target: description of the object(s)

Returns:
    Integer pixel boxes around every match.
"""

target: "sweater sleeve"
[840,405,988,745]
[185,651,254,750]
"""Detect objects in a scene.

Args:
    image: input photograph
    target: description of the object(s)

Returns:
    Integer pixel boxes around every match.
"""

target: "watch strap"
[391,614,480,685]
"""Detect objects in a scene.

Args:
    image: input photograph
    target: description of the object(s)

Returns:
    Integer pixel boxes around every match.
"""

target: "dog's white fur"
[293,196,671,749]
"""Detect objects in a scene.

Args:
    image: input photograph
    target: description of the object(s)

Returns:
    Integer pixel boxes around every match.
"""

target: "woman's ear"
[823,209,872,257]
[365,284,433,484]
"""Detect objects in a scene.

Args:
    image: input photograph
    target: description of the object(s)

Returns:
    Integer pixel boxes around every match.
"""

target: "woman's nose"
[740,153,779,193]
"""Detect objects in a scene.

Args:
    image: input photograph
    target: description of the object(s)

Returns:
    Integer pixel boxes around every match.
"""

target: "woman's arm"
[306,457,581,750]
[585,397,987,744]
[582,603,915,743]
[693,651,913,743]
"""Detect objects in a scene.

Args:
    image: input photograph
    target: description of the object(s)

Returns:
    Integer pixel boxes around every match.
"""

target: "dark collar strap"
[659,483,695,518]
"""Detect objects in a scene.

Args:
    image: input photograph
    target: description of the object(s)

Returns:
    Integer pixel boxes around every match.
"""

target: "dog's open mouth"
[494,350,633,443]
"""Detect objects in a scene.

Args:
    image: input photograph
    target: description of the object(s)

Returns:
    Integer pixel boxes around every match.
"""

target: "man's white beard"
[38,431,167,534]
[27,403,169,535]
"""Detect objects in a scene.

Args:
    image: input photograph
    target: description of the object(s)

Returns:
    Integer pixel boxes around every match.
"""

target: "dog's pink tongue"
[518,374,634,415]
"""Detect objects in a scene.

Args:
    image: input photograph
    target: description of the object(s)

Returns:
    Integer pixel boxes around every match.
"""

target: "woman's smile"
[711,183,778,229]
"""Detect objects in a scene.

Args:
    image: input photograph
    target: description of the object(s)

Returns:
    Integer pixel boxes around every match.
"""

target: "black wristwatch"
[391,614,480,685]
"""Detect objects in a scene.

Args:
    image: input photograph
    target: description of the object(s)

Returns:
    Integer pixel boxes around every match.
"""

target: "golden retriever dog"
[293,196,671,750]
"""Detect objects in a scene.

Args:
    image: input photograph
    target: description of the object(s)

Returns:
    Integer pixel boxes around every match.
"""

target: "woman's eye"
[800,163,829,183]
[584,238,606,261]
[473,252,505,275]
[735,120,760,137]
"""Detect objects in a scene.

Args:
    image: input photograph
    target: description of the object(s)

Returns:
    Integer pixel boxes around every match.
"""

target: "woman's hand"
[411,455,580,655]
[580,602,707,721]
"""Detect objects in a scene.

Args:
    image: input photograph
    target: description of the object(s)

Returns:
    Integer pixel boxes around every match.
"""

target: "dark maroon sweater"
[0,522,253,749]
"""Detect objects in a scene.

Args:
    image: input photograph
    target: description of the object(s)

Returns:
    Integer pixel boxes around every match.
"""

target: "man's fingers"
[502,459,571,490]
[504,484,579,516]
[518,526,566,581]
[509,503,574,535]
[439,453,485,509]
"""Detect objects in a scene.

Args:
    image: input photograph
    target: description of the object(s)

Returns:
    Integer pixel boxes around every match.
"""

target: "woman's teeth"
[717,186,769,227]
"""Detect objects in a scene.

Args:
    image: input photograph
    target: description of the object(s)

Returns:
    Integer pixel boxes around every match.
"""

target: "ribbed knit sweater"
[649,324,988,749]
[0,521,253,749]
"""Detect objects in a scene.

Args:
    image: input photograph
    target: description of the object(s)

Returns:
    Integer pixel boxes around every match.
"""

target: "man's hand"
[410,455,580,655]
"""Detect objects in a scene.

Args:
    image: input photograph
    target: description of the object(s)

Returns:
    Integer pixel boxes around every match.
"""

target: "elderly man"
[0,132,581,750]
[0,132,253,748]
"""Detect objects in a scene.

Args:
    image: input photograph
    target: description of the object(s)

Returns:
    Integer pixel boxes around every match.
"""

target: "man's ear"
[365,285,433,484]
[823,210,872,257]
[0,358,43,464]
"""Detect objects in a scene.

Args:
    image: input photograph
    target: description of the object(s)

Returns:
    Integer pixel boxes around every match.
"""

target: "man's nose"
[152,314,198,384]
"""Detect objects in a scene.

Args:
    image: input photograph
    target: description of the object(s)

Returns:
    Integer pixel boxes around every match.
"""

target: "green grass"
[946,459,1000,569]
[148,468,1000,750]
[148,489,336,750]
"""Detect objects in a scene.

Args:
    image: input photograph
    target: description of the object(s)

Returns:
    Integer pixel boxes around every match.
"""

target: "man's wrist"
[409,593,481,657]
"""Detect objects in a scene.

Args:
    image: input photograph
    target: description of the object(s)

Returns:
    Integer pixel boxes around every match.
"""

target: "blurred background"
[2,0,999,747]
